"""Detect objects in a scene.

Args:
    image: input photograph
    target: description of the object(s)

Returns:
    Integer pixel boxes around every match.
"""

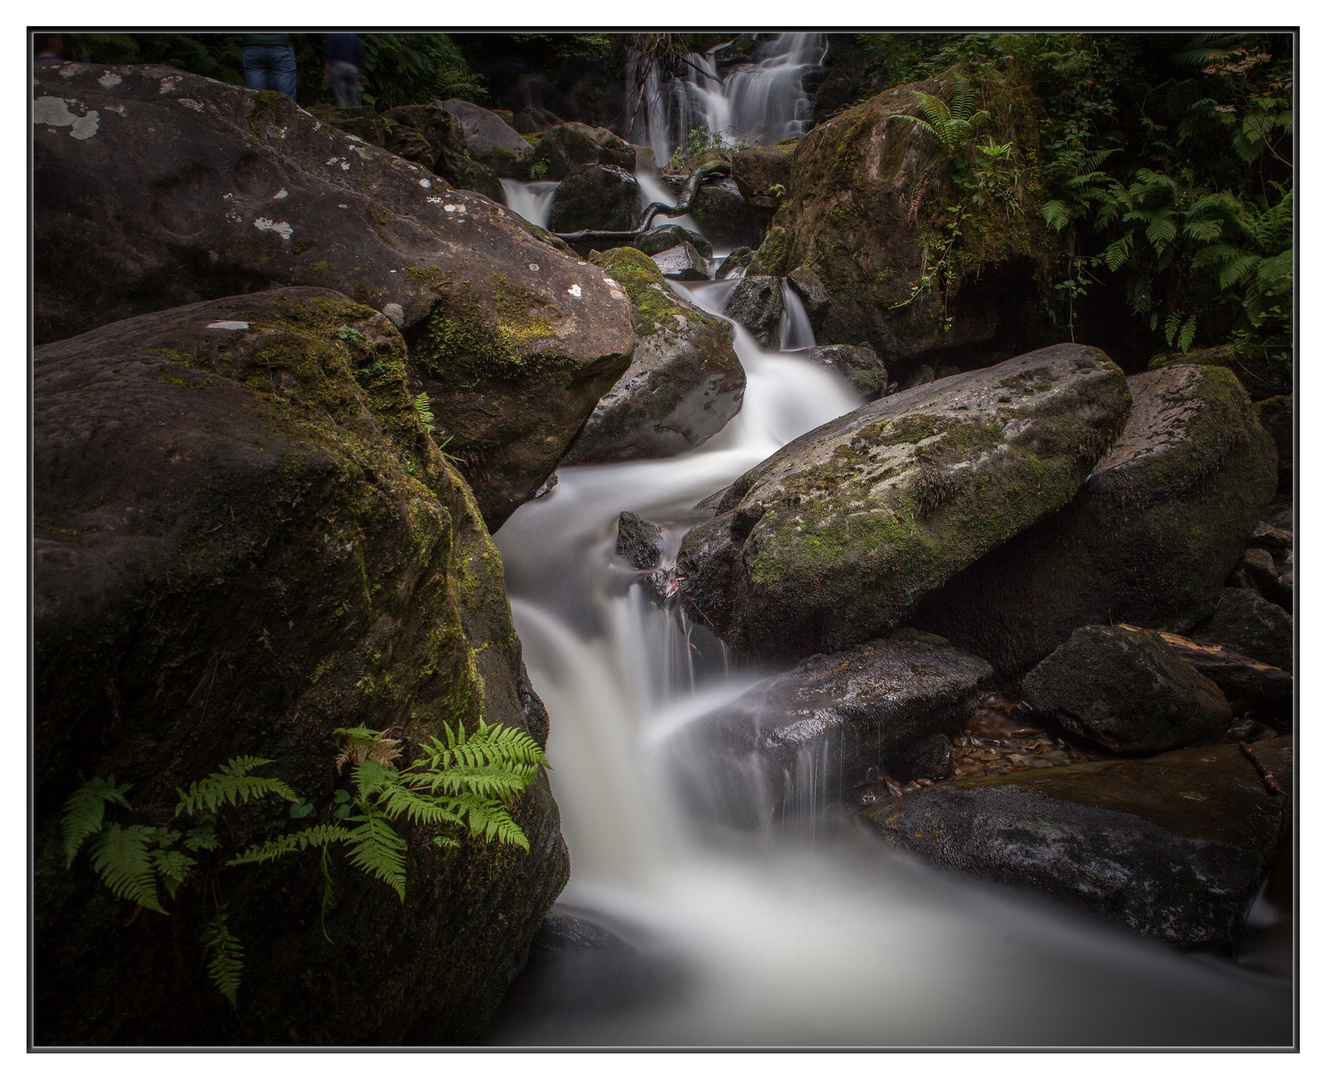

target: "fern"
[91,824,165,913]
[153,848,197,900]
[333,727,402,773]
[227,824,354,867]
[174,757,298,817]
[344,805,407,901]
[895,75,991,154]
[201,910,244,1008]
[61,776,132,867]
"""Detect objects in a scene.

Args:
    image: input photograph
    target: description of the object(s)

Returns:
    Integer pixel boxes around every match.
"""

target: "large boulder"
[32,288,569,1044]
[437,97,534,177]
[563,247,744,465]
[546,164,640,234]
[690,175,772,249]
[865,737,1293,954]
[731,144,794,209]
[788,344,888,399]
[529,122,635,181]
[1021,625,1232,754]
[913,364,1278,674]
[1193,588,1294,672]
[383,104,505,203]
[663,630,991,830]
[1120,625,1292,719]
[723,275,785,347]
[753,76,1049,358]
[1253,394,1292,495]
[676,344,1130,661]
[628,224,713,259]
[650,242,711,281]
[32,64,636,530]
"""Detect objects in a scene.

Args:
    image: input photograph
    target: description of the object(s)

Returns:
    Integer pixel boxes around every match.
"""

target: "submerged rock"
[547,163,640,233]
[31,65,636,531]
[564,248,744,465]
[1021,625,1232,754]
[913,363,1278,674]
[676,344,1130,661]
[33,288,568,1044]
[788,344,888,399]
[663,629,991,830]
[865,737,1293,953]
[723,275,785,347]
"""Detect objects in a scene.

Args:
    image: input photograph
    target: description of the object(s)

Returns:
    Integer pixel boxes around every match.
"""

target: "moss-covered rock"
[675,344,1130,661]
[787,343,888,399]
[661,629,992,830]
[913,363,1278,674]
[731,144,794,209]
[383,104,505,203]
[529,122,635,181]
[864,736,1293,953]
[689,176,772,249]
[562,248,744,464]
[629,225,713,259]
[437,97,534,178]
[1022,625,1232,754]
[32,288,569,1045]
[1254,394,1293,495]
[546,163,640,234]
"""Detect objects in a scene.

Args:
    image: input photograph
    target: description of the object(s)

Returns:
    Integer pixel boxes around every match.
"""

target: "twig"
[1239,740,1288,801]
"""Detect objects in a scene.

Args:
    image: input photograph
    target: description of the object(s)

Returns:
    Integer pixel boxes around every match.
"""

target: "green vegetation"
[62,721,547,1007]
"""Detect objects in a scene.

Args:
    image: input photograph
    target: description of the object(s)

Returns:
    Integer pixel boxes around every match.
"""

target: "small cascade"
[500,178,558,230]
[779,282,816,351]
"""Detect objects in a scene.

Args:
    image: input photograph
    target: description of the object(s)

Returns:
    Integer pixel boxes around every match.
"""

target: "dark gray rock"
[723,275,784,347]
[789,344,887,399]
[382,104,504,202]
[1253,394,1292,495]
[629,224,713,259]
[716,247,755,279]
[676,344,1130,661]
[438,97,533,177]
[1022,625,1232,754]
[1194,588,1294,672]
[1121,624,1292,718]
[650,242,710,281]
[547,164,640,234]
[616,511,664,570]
[913,363,1278,675]
[663,629,991,829]
[1247,521,1293,563]
[564,247,744,465]
[530,122,635,181]
[864,737,1293,954]
[787,264,830,321]
[690,175,772,249]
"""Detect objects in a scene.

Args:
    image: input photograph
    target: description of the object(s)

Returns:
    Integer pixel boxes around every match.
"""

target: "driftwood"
[551,162,732,245]
[1116,624,1292,709]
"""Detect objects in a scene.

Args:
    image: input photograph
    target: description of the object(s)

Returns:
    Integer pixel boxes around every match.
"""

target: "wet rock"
[676,344,1130,661]
[650,242,711,281]
[865,737,1293,953]
[787,264,830,321]
[630,224,713,259]
[914,363,1278,675]
[789,344,888,399]
[306,103,386,144]
[1193,588,1294,672]
[1118,624,1292,719]
[32,288,568,1044]
[898,732,956,780]
[31,66,635,531]
[547,164,640,234]
[564,247,743,465]
[716,247,755,279]
[530,122,635,181]
[723,275,785,347]
[691,176,772,249]
[438,97,534,177]
[616,511,665,570]
[731,144,794,209]
[1022,625,1232,754]
[747,225,792,277]
[663,629,991,829]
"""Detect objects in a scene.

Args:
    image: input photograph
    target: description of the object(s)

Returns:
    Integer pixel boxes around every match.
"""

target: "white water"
[500,178,557,230]
[489,275,1292,1047]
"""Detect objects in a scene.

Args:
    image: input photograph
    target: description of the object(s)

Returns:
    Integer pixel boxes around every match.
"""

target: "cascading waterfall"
[487,64,1290,1044]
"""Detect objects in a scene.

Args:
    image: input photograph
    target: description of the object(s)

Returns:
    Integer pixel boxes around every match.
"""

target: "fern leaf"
[227,824,354,866]
[217,756,275,777]
[1145,214,1178,252]
[152,849,197,899]
[345,808,407,901]
[1041,200,1072,231]
[440,793,531,852]
[201,911,244,1008]
[61,776,133,867]
[1177,315,1198,352]
[1103,234,1134,272]
[91,824,165,913]
[1218,253,1261,289]
[175,766,299,818]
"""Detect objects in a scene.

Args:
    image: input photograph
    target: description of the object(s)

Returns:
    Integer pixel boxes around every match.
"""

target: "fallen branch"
[1239,740,1288,802]
[550,162,732,245]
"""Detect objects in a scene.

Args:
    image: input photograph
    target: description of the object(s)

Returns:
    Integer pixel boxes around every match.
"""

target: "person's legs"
[330,61,361,107]
[270,47,298,100]
[242,45,272,90]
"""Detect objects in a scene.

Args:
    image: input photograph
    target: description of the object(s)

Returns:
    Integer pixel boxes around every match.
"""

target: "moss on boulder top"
[676,344,1130,661]
[33,288,568,1045]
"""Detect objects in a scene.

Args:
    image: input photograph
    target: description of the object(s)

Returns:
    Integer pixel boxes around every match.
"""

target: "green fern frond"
[184,826,220,852]
[345,807,407,901]
[175,759,299,817]
[1218,253,1262,289]
[227,824,354,866]
[91,824,165,913]
[152,849,197,899]
[1103,234,1134,272]
[439,793,530,851]
[1042,199,1072,231]
[201,911,244,1008]
[61,776,133,867]
[1182,218,1225,242]
[1144,214,1178,252]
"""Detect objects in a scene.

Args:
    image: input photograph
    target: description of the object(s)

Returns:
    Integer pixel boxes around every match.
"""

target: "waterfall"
[500,179,557,230]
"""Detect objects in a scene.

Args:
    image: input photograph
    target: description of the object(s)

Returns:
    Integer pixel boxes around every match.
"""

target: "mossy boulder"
[913,364,1278,674]
[675,344,1130,661]
[530,122,635,182]
[662,629,991,830]
[1253,394,1293,495]
[864,736,1293,953]
[759,75,1052,358]
[723,275,785,347]
[562,247,744,465]
[32,65,635,530]
[32,288,569,1045]
[1022,625,1232,754]
[306,102,387,145]
[546,164,640,234]
[437,97,534,178]
[383,104,505,203]
[731,144,794,209]
[788,343,888,399]
[690,176,772,249]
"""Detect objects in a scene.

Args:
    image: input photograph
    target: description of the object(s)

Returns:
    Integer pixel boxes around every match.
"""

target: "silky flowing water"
[482,38,1292,1047]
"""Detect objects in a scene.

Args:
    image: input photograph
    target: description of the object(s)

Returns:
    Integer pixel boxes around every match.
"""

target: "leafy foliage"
[174,757,299,817]
[667,125,729,170]
[201,910,244,1008]
[894,75,991,154]
[61,775,132,867]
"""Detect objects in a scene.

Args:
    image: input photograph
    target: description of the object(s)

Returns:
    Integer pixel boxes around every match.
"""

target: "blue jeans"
[243,45,297,99]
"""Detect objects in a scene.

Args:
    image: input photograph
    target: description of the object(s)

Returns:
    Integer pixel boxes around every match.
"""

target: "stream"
[482,35,1293,1048]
